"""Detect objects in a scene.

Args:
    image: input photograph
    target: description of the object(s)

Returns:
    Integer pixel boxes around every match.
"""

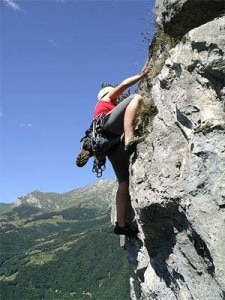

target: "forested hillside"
[0,181,130,300]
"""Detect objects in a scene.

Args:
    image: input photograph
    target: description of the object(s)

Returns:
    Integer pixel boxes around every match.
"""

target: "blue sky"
[0,0,155,203]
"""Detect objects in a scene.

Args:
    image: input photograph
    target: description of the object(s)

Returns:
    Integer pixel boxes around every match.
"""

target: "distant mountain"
[0,179,130,300]
[12,179,117,212]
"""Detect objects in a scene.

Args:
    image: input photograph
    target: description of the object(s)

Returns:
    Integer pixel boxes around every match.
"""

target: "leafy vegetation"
[0,195,130,300]
[0,203,13,215]
[136,101,158,136]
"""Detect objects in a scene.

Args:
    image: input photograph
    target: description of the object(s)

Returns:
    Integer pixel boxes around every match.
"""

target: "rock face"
[126,1,225,299]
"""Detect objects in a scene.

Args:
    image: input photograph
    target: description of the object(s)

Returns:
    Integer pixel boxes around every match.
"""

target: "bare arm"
[107,66,150,100]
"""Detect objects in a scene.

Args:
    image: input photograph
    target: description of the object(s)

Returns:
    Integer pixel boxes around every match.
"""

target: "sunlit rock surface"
[125,1,225,299]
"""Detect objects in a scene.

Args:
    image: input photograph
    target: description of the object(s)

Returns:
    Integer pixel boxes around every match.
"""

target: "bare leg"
[114,181,139,236]
[124,94,143,145]
[116,181,130,227]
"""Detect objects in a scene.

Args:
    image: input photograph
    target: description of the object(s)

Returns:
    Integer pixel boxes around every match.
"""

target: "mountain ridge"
[0,179,117,214]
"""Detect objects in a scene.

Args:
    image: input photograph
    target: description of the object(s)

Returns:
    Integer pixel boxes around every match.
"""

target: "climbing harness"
[78,114,120,178]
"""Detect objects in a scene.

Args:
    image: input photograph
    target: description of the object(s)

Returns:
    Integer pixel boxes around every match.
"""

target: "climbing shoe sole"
[76,149,91,167]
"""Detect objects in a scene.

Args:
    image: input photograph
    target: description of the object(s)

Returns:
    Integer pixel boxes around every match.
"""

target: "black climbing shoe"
[76,137,93,167]
[76,149,91,167]
[114,222,139,237]
[82,137,92,152]
[124,136,145,151]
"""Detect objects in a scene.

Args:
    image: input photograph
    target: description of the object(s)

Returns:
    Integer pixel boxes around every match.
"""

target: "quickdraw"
[91,114,107,177]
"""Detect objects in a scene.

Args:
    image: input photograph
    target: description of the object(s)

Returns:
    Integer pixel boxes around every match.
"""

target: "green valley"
[0,180,130,300]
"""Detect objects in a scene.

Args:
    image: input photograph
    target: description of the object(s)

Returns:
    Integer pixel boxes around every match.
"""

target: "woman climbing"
[77,65,150,236]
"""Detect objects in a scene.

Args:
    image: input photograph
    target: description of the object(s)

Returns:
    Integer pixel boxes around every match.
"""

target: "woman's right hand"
[141,64,151,76]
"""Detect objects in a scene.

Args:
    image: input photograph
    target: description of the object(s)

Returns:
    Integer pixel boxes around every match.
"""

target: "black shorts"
[103,95,136,183]
[106,143,129,183]
[103,95,135,135]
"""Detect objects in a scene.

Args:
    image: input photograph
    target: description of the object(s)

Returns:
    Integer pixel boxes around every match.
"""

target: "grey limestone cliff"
[125,1,225,299]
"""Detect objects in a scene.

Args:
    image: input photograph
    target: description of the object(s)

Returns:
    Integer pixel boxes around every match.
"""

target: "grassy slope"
[0,206,130,300]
